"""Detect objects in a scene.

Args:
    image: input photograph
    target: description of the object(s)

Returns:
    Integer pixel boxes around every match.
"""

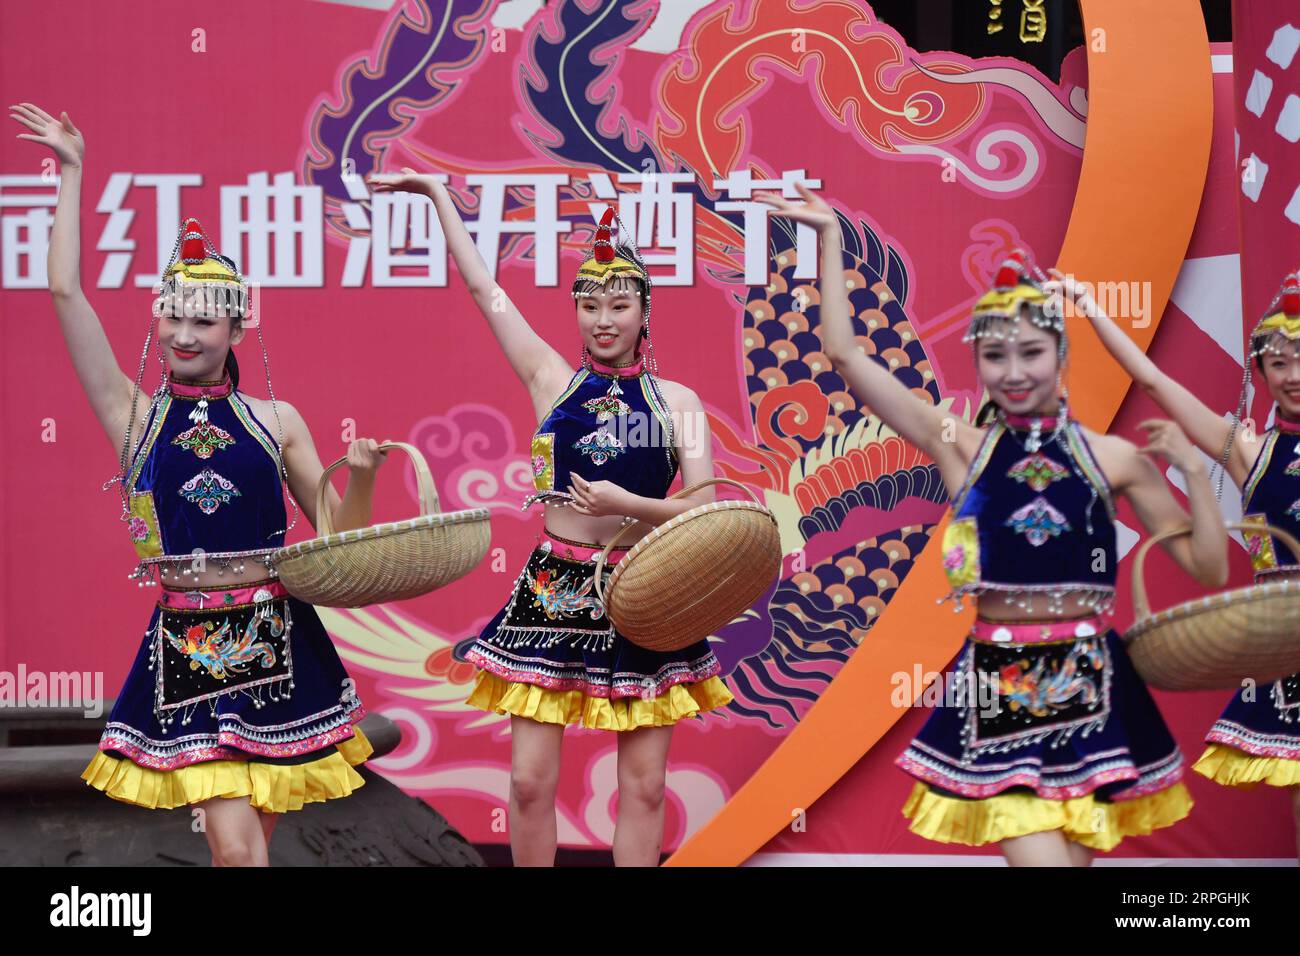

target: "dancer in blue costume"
[760,184,1228,865]
[14,103,390,867]
[1083,266,1300,860]
[366,167,732,866]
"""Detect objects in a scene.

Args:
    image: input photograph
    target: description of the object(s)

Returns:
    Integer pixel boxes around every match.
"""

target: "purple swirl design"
[407,403,534,518]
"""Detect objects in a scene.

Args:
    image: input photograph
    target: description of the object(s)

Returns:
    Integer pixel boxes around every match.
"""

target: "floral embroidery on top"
[1240,513,1279,571]
[1005,495,1071,546]
[939,516,981,590]
[162,603,282,681]
[127,490,163,559]
[943,545,966,571]
[172,422,236,459]
[573,428,625,466]
[582,393,632,422]
[528,567,605,620]
[1006,453,1068,492]
[530,433,555,490]
[179,468,242,515]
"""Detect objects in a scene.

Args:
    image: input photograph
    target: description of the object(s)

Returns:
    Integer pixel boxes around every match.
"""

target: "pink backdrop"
[1,0,1294,860]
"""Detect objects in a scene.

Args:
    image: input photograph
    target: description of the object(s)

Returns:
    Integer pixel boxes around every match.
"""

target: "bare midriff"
[973,589,1112,623]
[540,501,653,550]
[144,553,280,590]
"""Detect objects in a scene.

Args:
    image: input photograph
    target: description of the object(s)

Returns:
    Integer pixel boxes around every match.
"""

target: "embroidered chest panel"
[1241,427,1300,573]
[941,421,1117,597]
[126,392,287,559]
[526,368,678,508]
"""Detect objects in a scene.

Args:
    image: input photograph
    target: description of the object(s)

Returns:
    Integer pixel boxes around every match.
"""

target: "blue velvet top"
[524,354,678,509]
[940,413,1117,613]
[1240,419,1300,575]
[124,373,287,562]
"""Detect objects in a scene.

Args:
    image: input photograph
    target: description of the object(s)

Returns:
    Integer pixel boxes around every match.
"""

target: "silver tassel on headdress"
[571,207,659,376]
[113,218,299,540]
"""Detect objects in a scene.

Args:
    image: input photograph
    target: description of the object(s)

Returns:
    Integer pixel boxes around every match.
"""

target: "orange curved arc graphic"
[665,0,1214,866]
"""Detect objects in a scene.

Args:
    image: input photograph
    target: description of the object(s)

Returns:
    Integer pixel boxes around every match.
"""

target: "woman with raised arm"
[1061,263,1300,858]
[365,168,732,867]
[757,184,1229,866]
[13,102,388,867]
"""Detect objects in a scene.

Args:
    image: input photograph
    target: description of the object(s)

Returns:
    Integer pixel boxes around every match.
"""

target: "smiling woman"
[574,264,651,368]
[154,239,249,385]
[1081,265,1300,857]
[365,167,734,867]
[755,184,1227,867]
[9,100,397,869]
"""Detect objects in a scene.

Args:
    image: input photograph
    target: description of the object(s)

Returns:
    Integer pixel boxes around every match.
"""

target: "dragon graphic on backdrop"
[298,0,1074,737]
[703,213,958,729]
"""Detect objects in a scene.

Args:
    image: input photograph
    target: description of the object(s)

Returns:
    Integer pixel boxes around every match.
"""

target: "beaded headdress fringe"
[108,218,300,578]
[572,207,659,376]
[1216,270,1300,501]
[962,249,1062,348]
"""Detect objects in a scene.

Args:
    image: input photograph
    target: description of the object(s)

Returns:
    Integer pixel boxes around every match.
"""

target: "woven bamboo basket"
[593,477,782,652]
[271,442,490,608]
[1124,522,1300,690]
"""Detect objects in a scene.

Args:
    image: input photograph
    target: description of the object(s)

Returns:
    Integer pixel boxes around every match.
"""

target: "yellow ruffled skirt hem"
[1192,743,1300,789]
[900,780,1194,852]
[465,670,734,730]
[80,726,374,813]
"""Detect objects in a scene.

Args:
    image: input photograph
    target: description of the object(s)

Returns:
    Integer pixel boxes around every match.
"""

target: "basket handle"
[1130,521,1300,619]
[313,441,441,538]
[592,477,760,603]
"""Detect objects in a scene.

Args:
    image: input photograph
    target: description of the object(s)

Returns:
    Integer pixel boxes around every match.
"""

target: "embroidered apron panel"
[486,544,615,650]
[155,594,293,713]
[964,636,1111,759]
[1274,671,1300,718]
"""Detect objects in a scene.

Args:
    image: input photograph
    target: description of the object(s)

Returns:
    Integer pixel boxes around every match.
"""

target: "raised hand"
[753,181,839,233]
[10,102,83,168]
[1043,266,1098,320]
[365,166,442,198]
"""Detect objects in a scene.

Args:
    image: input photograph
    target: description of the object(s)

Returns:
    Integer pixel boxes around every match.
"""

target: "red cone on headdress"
[180,219,208,264]
[993,249,1031,289]
[1277,272,1300,318]
[594,207,615,264]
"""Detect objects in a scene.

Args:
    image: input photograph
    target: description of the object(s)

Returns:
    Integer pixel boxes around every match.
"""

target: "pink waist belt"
[541,529,632,564]
[970,614,1105,645]
[158,578,288,610]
